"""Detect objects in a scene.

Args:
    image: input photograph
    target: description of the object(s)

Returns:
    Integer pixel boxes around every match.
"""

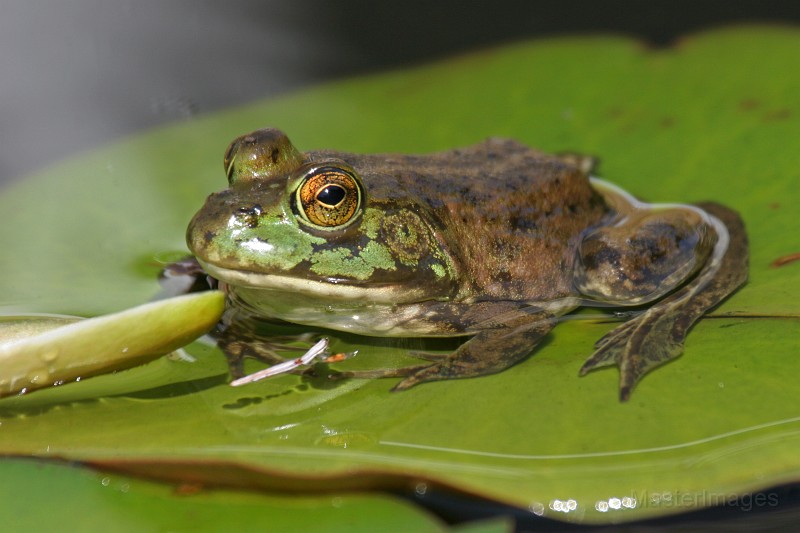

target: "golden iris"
[296,167,362,228]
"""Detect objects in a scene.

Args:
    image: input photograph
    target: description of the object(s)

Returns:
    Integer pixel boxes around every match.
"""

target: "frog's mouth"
[197,260,435,304]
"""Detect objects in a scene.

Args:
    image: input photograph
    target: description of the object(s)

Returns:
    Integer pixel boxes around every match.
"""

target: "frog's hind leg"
[329,309,557,388]
[325,304,556,389]
[326,364,432,381]
[580,203,748,401]
[391,313,558,391]
[321,351,456,383]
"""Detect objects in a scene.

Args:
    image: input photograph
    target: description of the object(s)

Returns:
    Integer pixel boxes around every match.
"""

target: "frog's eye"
[223,128,305,185]
[295,166,363,229]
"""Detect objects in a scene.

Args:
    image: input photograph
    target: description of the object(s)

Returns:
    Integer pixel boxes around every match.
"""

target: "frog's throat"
[197,260,435,304]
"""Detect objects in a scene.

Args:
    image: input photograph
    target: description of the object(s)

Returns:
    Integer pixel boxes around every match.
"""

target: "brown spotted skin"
[308,139,610,302]
[182,129,749,400]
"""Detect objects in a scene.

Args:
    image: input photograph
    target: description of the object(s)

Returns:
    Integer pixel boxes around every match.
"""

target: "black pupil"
[316,184,346,206]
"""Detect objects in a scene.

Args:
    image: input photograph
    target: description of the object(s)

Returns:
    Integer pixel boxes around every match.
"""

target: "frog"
[183,128,748,401]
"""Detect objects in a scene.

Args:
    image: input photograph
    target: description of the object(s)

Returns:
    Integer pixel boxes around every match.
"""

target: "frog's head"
[187,128,458,305]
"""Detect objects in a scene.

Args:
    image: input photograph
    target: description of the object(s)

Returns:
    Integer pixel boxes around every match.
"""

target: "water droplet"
[529,502,545,516]
[414,483,428,497]
[101,477,111,487]
[26,369,50,384]
[549,499,578,513]
[567,500,577,511]
[39,348,59,363]
[622,496,637,509]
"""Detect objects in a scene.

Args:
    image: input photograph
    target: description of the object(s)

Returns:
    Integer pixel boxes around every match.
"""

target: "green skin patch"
[309,239,397,280]
[302,207,401,280]
[208,206,325,273]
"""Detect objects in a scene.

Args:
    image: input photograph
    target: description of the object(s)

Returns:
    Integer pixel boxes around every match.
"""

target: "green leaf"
[0,26,798,525]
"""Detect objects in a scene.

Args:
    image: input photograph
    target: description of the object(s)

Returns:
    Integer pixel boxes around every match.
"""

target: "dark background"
[2,0,799,186]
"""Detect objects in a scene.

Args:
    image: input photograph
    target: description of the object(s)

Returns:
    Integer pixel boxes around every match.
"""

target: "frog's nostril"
[236,204,262,215]
[235,205,262,228]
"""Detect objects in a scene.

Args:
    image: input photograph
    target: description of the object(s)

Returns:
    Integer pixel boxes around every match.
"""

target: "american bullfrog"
[183,128,748,400]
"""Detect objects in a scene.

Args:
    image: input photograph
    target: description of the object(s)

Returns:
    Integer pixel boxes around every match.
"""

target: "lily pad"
[0,26,799,526]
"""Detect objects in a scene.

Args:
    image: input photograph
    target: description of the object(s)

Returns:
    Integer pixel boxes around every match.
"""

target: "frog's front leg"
[216,309,319,379]
[578,202,748,400]
[336,303,558,390]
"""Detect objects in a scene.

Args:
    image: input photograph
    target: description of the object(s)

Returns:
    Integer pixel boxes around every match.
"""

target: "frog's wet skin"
[184,128,748,400]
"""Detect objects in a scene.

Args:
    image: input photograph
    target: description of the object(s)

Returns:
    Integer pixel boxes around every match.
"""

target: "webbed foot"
[579,308,685,401]
[580,202,748,401]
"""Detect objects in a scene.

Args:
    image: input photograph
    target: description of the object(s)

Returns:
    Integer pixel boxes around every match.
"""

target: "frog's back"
[311,139,611,302]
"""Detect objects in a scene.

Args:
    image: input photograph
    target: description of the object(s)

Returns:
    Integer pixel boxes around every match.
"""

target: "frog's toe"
[391,364,446,391]
[225,352,246,379]
[592,320,635,350]
[580,337,642,401]
[580,343,652,402]
[579,348,619,376]
[390,378,418,392]
[407,350,450,362]
[218,339,253,379]
[328,365,430,384]
[581,318,684,401]
[390,357,492,390]
[619,341,683,401]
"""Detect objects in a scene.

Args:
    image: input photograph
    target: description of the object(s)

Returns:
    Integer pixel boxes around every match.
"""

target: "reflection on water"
[595,495,637,513]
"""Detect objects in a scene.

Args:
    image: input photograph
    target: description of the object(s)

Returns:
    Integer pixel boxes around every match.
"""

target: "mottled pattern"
[183,129,749,401]
[308,138,610,301]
